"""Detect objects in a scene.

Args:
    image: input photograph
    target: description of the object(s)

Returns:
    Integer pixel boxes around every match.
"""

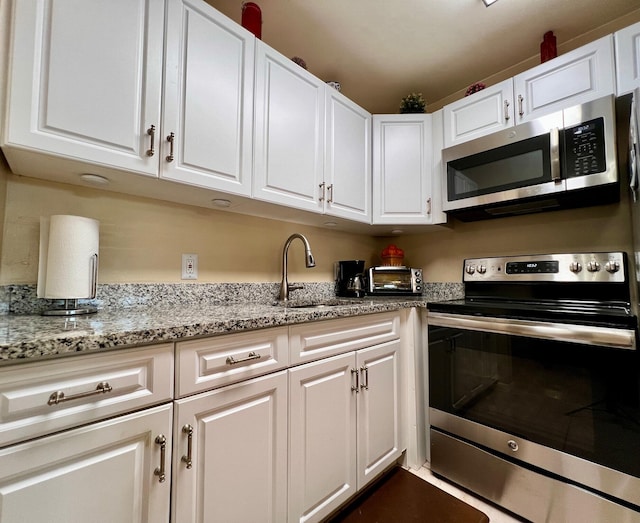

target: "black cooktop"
[428,297,637,330]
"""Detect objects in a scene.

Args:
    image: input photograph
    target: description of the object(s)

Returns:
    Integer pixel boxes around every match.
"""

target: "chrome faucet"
[279,233,316,301]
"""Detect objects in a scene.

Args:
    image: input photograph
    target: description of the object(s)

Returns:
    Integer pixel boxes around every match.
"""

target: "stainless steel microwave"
[442,95,622,221]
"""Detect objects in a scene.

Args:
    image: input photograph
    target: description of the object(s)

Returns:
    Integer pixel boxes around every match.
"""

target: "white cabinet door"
[356,340,402,489]
[372,114,438,224]
[514,35,615,123]
[325,88,372,223]
[288,352,357,523]
[615,21,640,95]
[162,0,254,196]
[0,404,172,523]
[443,79,514,148]
[3,0,164,177]
[172,371,288,523]
[253,40,325,212]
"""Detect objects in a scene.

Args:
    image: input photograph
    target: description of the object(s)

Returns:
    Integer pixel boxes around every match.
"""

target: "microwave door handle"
[550,127,561,182]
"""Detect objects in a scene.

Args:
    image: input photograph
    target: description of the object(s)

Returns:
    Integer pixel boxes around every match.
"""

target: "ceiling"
[205,0,640,114]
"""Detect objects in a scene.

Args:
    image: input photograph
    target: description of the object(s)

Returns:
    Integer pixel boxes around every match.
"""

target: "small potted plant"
[399,92,426,114]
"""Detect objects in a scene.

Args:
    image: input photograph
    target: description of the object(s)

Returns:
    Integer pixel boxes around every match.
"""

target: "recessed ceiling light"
[79,174,110,185]
[482,0,499,5]
[211,198,232,208]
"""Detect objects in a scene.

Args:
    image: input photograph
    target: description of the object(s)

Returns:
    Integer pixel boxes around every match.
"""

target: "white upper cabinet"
[513,35,615,123]
[442,35,616,147]
[324,88,372,223]
[162,0,255,196]
[372,114,444,225]
[443,79,514,148]
[253,40,325,212]
[614,21,640,95]
[3,0,164,177]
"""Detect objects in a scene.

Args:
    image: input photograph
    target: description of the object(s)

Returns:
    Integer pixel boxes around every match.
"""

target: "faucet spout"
[279,233,316,301]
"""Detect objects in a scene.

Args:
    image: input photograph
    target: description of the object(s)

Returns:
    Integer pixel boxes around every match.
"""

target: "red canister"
[242,2,262,39]
[540,31,557,63]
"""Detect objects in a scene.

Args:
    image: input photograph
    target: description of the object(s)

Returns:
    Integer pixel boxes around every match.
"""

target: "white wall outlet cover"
[181,253,198,280]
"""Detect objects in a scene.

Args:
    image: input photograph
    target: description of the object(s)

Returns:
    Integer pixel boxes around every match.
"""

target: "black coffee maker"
[336,260,366,297]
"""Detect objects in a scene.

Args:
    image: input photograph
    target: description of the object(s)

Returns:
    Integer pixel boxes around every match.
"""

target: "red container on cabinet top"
[242,2,262,39]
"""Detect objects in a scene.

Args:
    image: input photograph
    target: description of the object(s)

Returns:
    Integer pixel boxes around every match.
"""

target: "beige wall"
[0,175,379,285]
[379,197,633,282]
[2,172,631,286]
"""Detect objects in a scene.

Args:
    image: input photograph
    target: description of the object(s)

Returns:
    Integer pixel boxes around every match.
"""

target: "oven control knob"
[507,440,519,452]
[477,265,487,274]
[569,261,582,273]
[587,260,601,272]
[465,265,475,275]
[605,260,620,273]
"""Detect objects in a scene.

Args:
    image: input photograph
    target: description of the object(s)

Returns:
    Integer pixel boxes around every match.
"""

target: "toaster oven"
[367,266,423,295]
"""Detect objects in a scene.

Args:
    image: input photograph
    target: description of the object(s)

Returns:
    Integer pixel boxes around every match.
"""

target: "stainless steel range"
[427,252,640,522]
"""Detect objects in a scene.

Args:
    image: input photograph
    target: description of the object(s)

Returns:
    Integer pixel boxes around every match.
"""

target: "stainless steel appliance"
[427,253,640,522]
[442,95,621,221]
[366,266,423,295]
[335,260,365,298]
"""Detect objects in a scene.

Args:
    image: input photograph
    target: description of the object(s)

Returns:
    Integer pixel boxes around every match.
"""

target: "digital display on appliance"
[564,117,606,177]
[506,261,559,274]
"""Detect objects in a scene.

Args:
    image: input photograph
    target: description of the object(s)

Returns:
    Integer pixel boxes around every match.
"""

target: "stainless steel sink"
[273,298,362,309]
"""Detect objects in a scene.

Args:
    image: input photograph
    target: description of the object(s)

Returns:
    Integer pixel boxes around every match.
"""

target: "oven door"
[442,111,564,213]
[428,313,640,507]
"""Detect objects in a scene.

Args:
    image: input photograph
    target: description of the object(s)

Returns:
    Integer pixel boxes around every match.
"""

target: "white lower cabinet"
[171,370,288,523]
[0,403,173,523]
[288,339,402,523]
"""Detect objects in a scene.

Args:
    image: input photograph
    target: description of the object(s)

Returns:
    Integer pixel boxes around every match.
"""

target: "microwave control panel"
[563,117,606,177]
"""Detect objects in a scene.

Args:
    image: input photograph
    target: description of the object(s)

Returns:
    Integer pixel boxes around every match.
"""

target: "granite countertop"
[0,297,431,365]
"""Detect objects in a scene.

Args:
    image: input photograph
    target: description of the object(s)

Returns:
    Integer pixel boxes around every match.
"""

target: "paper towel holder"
[42,253,99,316]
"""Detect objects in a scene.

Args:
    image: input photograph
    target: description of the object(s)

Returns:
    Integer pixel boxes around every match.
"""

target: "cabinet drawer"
[175,327,288,397]
[289,312,401,366]
[0,344,174,448]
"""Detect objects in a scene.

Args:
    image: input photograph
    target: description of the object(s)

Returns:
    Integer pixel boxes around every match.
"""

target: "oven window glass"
[371,272,410,291]
[447,134,551,201]
[428,325,640,478]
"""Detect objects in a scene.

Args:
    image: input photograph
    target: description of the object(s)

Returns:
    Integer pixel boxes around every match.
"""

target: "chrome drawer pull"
[154,435,167,483]
[181,424,194,469]
[226,351,261,365]
[47,381,113,406]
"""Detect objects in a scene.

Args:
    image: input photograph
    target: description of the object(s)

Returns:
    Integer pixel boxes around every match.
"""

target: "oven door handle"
[428,312,636,350]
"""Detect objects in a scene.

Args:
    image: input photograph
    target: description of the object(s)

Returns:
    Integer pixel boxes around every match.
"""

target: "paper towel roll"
[37,215,100,299]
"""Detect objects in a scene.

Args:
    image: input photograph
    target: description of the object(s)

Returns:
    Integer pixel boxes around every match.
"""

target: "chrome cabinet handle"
[327,184,334,203]
[154,435,167,483]
[426,197,432,215]
[360,366,369,390]
[166,132,175,162]
[47,381,113,406]
[181,424,193,469]
[319,182,325,201]
[226,351,261,365]
[518,95,524,118]
[146,125,156,156]
[504,100,510,122]
[351,368,360,393]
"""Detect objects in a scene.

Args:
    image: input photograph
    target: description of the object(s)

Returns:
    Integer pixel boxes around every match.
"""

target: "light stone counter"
[0,283,463,365]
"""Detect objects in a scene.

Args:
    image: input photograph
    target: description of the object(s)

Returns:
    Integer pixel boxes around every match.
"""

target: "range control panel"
[463,252,627,283]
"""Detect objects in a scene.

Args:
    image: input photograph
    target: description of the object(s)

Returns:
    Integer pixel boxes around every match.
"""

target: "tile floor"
[409,465,526,523]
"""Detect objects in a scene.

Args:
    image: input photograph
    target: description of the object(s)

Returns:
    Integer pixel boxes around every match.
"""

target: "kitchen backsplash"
[0,282,464,315]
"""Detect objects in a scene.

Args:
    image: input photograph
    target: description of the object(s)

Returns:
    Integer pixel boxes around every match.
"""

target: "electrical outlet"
[181,253,198,280]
